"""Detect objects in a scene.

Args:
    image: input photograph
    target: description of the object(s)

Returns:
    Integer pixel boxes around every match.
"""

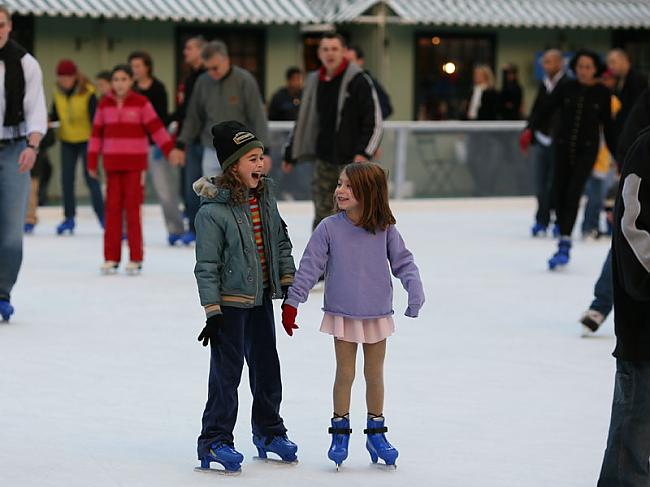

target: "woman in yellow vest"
[52,59,104,235]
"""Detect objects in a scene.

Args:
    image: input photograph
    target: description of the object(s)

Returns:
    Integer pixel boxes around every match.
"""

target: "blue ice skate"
[181,231,196,245]
[548,238,571,271]
[0,300,15,322]
[24,223,35,234]
[364,416,398,468]
[552,224,560,238]
[167,233,183,246]
[328,416,352,470]
[253,434,298,463]
[531,223,547,237]
[197,442,243,474]
[56,218,75,235]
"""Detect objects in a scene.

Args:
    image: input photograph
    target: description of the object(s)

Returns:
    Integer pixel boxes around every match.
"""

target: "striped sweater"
[87,90,173,172]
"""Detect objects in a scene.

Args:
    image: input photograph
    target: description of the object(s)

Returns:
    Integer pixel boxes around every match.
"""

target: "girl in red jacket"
[88,64,182,275]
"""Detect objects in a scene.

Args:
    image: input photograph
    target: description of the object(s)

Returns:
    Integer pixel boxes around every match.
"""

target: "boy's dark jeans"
[598,359,650,486]
[197,295,287,458]
[590,249,613,318]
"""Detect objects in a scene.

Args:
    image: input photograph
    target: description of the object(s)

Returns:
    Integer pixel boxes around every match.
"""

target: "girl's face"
[335,170,360,213]
[57,75,76,91]
[235,148,264,189]
[576,56,597,84]
[111,71,133,98]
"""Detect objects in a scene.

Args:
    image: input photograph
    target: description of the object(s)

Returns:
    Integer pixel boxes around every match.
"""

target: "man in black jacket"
[283,32,382,230]
[345,45,393,120]
[579,51,648,334]
[521,48,568,237]
[597,125,650,487]
[607,49,648,152]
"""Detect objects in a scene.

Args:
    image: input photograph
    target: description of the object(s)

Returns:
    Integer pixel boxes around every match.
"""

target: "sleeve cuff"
[204,304,222,318]
[175,141,187,150]
[284,298,299,309]
[280,274,294,286]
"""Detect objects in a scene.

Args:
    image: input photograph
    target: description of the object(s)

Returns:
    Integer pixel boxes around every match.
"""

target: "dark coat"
[612,126,650,361]
[614,69,648,141]
[466,88,500,121]
[617,88,650,163]
[526,73,570,142]
[529,79,615,160]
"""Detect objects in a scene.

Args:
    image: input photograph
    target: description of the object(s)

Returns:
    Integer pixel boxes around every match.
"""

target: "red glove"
[519,128,533,154]
[281,304,299,337]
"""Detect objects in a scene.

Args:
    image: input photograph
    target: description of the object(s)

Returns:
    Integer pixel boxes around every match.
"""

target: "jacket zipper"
[243,204,261,304]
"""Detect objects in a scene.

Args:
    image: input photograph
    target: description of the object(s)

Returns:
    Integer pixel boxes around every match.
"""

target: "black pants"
[553,149,597,237]
[197,295,287,458]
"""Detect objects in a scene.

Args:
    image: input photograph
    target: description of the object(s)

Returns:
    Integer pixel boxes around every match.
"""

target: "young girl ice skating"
[88,64,181,275]
[193,121,297,474]
[282,162,425,469]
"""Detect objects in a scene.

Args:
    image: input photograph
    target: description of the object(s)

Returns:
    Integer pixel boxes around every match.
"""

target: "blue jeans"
[183,143,203,233]
[61,142,104,221]
[598,359,650,487]
[590,249,613,317]
[147,146,184,235]
[197,295,286,457]
[531,143,555,227]
[582,175,605,234]
[0,140,29,301]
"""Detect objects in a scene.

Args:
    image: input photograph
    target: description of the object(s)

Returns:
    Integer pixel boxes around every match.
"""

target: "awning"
[6,0,319,24]
[310,0,650,29]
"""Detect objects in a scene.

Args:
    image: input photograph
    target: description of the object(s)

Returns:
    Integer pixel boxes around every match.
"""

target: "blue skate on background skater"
[328,416,352,470]
[196,442,243,475]
[56,218,75,235]
[253,434,298,463]
[365,416,398,468]
[548,238,572,270]
[0,300,14,322]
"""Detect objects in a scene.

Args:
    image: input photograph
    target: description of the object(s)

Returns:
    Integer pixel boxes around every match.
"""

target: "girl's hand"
[281,304,299,336]
[88,169,98,179]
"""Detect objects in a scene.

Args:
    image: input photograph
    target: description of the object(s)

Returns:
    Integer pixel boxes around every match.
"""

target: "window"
[613,30,650,75]
[414,33,495,120]
[10,14,34,53]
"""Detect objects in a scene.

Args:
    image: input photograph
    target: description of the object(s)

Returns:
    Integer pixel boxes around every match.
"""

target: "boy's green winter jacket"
[193,176,295,317]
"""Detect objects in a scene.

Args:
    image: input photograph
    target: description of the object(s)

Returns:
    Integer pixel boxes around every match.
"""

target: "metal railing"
[268,120,530,199]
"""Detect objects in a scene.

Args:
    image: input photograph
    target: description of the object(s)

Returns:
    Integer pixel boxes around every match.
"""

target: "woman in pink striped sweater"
[88,64,183,275]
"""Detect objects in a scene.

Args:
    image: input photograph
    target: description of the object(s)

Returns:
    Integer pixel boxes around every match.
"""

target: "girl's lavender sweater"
[285,212,425,319]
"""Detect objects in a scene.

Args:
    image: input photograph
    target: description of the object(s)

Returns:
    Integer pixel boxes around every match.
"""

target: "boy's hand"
[281,303,299,337]
[198,314,225,346]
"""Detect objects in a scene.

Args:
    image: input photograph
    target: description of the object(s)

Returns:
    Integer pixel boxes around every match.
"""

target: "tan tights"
[333,338,386,417]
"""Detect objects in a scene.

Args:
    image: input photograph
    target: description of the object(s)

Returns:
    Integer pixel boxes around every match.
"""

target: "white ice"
[0,199,616,487]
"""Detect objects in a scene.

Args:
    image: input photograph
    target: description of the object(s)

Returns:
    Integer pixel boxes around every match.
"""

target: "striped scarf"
[248,194,268,286]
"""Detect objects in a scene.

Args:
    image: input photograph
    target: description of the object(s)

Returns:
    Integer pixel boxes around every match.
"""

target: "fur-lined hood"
[192,177,230,204]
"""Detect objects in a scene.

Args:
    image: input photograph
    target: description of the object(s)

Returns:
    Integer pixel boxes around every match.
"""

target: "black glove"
[197,314,225,347]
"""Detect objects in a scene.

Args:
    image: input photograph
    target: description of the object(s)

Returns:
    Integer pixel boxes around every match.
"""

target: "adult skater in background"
[521,48,568,237]
[0,5,47,322]
[283,31,382,232]
[193,121,297,474]
[524,50,615,270]
[51,59,104,235]
[129,50,187,246]
[579,51,649,333]
[596,124,650,487]
[282,163,424,470]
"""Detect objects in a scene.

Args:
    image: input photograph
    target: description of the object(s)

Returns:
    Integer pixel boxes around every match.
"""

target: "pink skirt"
[320,313,395,344]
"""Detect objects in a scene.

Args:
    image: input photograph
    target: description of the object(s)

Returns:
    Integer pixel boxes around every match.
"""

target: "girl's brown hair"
[337,162,395,233]
[216,163,263,205]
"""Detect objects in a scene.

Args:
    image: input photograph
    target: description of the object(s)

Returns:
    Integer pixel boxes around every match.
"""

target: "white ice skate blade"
[194,466,241,476]
[253,456,299,466]
[371,462,398,471]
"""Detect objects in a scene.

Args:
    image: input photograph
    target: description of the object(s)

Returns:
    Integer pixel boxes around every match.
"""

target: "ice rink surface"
[1,198,617,487]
